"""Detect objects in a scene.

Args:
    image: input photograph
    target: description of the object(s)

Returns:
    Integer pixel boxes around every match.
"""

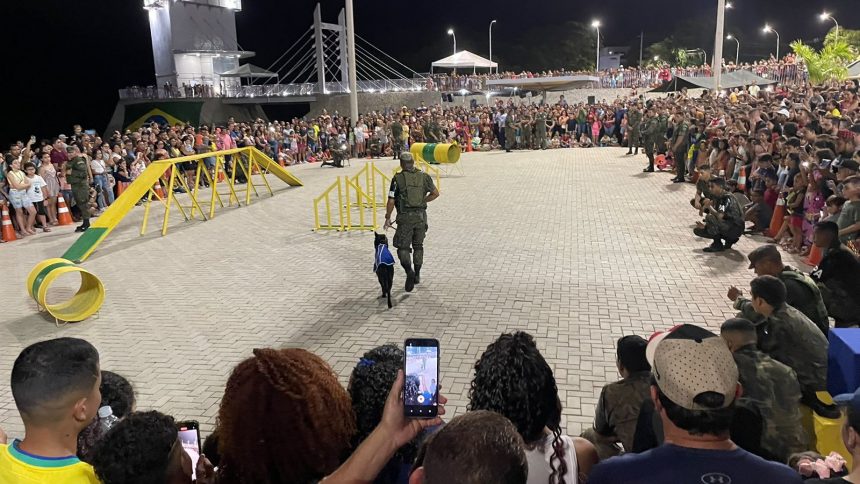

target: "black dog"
[374,233,395,308]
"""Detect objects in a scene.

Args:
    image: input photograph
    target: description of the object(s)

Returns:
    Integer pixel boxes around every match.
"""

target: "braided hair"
[217,348,356,484]
[468,331,568,484]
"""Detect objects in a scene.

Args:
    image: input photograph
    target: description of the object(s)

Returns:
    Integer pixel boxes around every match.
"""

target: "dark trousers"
[674,150,687,180]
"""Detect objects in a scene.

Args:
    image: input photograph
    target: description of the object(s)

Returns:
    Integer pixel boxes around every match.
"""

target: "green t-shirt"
[837,200,860,243]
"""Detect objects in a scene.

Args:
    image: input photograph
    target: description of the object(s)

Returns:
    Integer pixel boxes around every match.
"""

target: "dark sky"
[2,0,857,142]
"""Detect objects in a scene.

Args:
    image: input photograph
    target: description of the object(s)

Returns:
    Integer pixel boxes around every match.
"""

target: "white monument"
[144,0,253,96]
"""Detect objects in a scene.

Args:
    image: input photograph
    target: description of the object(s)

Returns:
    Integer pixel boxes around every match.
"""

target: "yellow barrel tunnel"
[27,258,105,323]
[410,143,461,164]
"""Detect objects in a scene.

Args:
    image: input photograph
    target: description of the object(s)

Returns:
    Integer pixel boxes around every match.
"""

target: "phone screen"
[404,338,439,418]
[177,421,201,479]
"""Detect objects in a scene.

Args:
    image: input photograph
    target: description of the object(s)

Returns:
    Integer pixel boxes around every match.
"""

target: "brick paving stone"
[0,147,810,440]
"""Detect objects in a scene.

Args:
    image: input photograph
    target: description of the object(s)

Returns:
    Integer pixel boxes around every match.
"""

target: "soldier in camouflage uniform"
[656,108,670,155]
[390,117,403,160]
[693,177,744,252]
[728,245,830,335]
[746,275,836,417]
[626,103,643,155]
[65,143,92,232]
[535,110,548,150]
[670,109,690,183]
[384,152,440,292]
[582,335,652,460]
[720,318,808,462]
[640,107,660,172]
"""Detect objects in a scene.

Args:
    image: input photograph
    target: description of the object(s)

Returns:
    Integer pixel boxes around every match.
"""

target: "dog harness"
[374,244,395,272]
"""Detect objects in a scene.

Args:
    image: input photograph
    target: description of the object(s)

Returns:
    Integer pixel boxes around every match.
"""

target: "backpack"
[396,170,426,211]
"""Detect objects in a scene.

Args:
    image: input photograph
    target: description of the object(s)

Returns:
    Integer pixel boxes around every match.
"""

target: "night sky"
[3,0,857,142]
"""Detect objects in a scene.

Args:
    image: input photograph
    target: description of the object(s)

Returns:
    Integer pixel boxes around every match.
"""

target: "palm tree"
[790,39,855,84]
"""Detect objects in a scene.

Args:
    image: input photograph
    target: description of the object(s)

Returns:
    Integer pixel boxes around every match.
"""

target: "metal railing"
[118,64,809,100]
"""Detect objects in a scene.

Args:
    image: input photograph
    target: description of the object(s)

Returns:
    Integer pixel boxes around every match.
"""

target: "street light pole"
[592,21,601,71]
[820,12,839,42]
[447,29,457,56]
[713,0,726,90]
[639,31,644,67]
[726,35,740,65]
[489,20,497,74]
[344,0,358,130]
[763,24,780,59]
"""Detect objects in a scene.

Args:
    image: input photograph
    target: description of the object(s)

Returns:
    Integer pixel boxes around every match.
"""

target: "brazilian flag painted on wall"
[123,102,204,131]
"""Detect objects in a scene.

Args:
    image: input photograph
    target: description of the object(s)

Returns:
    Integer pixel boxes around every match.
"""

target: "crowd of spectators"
[4,56,860,483]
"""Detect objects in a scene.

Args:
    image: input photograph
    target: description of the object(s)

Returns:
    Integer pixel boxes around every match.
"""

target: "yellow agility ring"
[27,258,105,323]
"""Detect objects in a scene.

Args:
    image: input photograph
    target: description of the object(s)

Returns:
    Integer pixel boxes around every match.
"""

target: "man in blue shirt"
[589,324,802,484]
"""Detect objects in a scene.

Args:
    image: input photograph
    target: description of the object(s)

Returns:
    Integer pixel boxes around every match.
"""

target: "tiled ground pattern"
[0,148,801,438]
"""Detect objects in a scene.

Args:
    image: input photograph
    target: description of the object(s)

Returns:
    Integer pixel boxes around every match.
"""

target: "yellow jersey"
[0,440,99,484]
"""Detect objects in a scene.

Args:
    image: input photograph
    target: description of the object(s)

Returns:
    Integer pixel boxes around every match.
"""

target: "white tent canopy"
[219,64,278,78]
[431,50,497,72]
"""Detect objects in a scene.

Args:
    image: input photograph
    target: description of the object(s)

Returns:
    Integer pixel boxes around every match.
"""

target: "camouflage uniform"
[520,114,533,149]
[390,120,403,160]
[583,370,652,459]
[670,118,690,181]
[734,266,830,335]
[656,113,669,154]
[535,112,548,150]
[627,107,643,155]
[732,344,808,462]
[67,155,90,221]
[389,166,437,279]
[641,113,660,171]
[695,192,744,246]
[755,304,829,397]
[504,113,515,151]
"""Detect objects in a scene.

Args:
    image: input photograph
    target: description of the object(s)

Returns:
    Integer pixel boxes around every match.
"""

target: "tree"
[824,28,860,56]
[790,39,855,84]
[499,21,595,72]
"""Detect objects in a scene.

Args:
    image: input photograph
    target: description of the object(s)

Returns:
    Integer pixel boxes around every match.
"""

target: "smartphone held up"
[404,338,439,418]
[177,420,202,479]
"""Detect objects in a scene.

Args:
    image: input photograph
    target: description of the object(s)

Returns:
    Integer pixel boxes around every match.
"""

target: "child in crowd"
[801,176,826,255]
[579,133,594,148]
[744,189,773,234]
[786,173,807,253]
[24,162,50,232]
[0,338,102,483]
[823,195,846,223]
[763,173,780,212]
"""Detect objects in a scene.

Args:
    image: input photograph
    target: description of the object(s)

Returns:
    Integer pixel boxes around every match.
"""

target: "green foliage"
[500,21,596,72]
[824,28,860,56]
[790,39,855,84]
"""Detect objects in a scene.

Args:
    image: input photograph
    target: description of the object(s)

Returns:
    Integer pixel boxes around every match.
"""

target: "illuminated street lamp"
[592,20,601,71]
[820,11,839,41]
[726,34,740,65]
[762,24,780,59]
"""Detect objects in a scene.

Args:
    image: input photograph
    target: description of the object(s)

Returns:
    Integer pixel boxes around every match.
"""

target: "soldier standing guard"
[670,109,691,183]
[641,107,660,172]
[65,143,92,233]
[626,103,643,155]
[520,112,533,150]
[384,153,440,292]
[535,110,548,150]
[390,117,403,160]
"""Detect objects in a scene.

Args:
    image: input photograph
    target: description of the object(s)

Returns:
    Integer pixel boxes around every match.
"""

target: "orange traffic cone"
[57,194,73,226]
[218,171,225,182]
[766,198,786,238]
[116,181,129,197]
[1,205,17,242]
[738,166,747,191]
[153,180,166,199]
[805,243,823,267]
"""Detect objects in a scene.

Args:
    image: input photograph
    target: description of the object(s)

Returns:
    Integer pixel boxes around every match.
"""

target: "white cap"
[98,406,114,419]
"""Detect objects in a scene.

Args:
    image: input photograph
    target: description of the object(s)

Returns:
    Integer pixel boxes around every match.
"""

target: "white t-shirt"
[26,175,46,203]
[90,158,107,175]
[525,434,579,484]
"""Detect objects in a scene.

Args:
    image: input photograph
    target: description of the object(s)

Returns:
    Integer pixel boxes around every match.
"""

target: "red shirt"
[50,149,69,169]
[764,187,778,210]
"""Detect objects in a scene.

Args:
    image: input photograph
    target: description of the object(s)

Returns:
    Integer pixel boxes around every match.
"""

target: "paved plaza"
[0,147,805,439]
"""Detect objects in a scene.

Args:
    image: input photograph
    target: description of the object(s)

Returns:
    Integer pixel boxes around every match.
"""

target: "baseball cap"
[777,108,790,117]
[58,134,68,139]
[747,244,781,269]
[646,324,739,411]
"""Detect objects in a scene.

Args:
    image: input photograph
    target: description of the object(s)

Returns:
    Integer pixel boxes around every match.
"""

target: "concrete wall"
[308,91,442,119]
[444,88,704,108]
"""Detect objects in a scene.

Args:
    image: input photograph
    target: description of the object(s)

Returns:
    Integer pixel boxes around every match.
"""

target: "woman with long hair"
[217,348,356,484]
[469,331,598,484]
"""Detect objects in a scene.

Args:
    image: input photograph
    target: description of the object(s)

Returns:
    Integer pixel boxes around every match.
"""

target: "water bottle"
[98,406,119,433]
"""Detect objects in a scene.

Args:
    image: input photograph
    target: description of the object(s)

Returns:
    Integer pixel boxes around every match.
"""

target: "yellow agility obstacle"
[410,142,464,176]
[27,147,302,324]
[313,162,399,232]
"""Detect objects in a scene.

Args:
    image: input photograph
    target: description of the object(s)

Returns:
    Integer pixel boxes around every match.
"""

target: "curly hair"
[348,344,419,484]
[90,410,177,484]
[217,348,356,484]
[468,331,568,484]
[77,370,137,463]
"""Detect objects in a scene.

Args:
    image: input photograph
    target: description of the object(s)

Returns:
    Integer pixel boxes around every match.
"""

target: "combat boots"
[414,265,421,284]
